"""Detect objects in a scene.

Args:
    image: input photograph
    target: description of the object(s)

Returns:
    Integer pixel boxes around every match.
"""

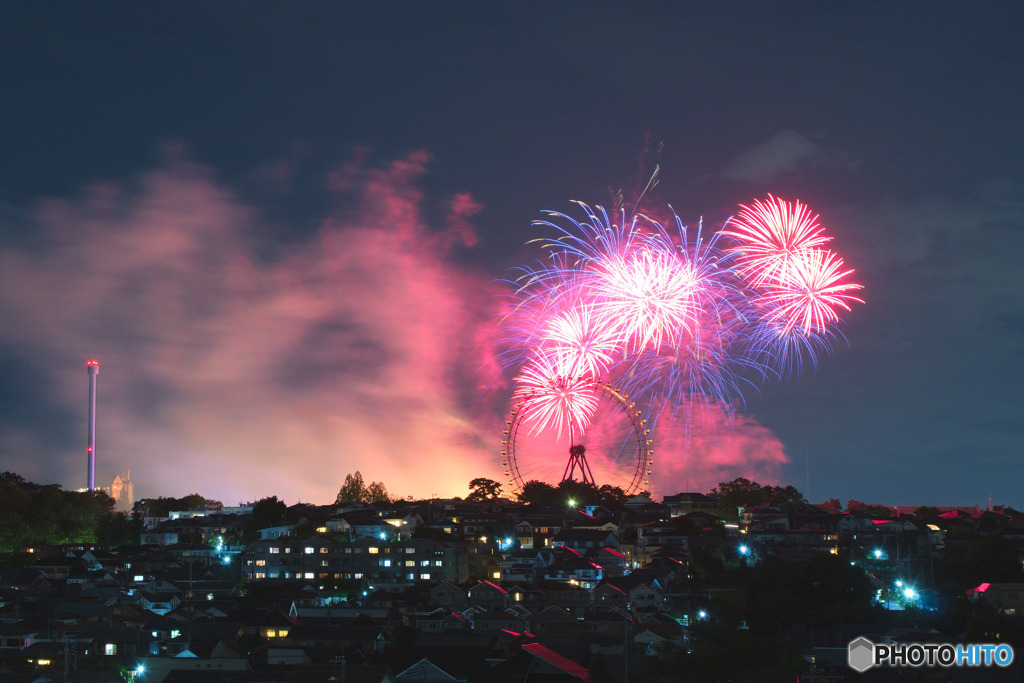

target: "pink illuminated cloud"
[0,150,504,504]
[0,148,794,506]
[647,403,790,497]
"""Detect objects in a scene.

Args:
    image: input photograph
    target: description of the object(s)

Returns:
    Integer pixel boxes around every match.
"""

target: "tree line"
[0,471,141,551]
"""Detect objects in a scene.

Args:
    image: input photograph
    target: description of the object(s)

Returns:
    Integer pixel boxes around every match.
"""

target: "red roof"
[522,642,590,681]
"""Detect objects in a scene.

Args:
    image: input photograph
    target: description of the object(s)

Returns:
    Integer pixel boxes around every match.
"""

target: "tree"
[336,471,366,504]
[518,480,558,506]
[97,511,144,547]
[597,484,627,503]
[556,479,600,506]
[136,494,220,518]
[846,500,893,518]
[708,478,807,522]
[364,481,390,503]
[245,496,288,543]
[819,498,842,513]
[466,478,502,502]
[335,472,390,503]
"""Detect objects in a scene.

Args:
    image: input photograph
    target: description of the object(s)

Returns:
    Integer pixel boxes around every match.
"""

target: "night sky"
[1,2,1022,507]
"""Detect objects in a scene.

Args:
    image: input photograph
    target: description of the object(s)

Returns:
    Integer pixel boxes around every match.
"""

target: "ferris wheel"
[500,378,653,496]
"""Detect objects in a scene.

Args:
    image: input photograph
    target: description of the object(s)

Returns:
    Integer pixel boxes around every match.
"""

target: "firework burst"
[500,195,862,460]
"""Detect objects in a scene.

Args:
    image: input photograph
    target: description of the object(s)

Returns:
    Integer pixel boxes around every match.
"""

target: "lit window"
[256,572,266,579]
[104,644,116,656]
[492,571,501,579]
[285,547,292,553]
[269,547,280,554]
[421,560,430,566]
[368,547,379,554]
[320,547,328,554]
[171,629,181,638]
[434,560,442,567]
[304,547,314,554]
[382,560,391,567]
[354,573,363,579]
[405,547,415,554]
[279,629,289,637]
[407,573,415,580]
[266,629,276,638]
[255,560,266,567]
[420,573,431,580]
[321,560,328,567]
[405,560,415,567]
[37,659,51,666]
[304,572,314,579]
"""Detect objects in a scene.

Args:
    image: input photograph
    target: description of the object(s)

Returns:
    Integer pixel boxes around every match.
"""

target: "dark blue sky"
[0,2,1021,506]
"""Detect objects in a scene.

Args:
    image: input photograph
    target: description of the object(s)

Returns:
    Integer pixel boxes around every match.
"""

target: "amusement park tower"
[86,360,99,491]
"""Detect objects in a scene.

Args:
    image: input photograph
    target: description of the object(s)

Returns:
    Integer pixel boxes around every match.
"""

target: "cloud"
[723,129,855,183]
[502,397,788,499]
[649,405,790,496]
[0,150,504,504]
[0,149,800,506]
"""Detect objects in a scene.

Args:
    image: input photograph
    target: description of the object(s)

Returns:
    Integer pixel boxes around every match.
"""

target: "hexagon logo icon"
[848,636,875,672]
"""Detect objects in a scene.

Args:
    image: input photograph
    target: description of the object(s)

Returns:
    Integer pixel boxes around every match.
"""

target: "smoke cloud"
[0,149,791,505]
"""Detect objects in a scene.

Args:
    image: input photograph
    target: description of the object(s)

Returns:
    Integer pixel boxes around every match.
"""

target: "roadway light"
[739,544,749,555]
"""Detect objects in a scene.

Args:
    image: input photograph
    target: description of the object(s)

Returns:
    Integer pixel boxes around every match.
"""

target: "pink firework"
[513,356,600,437]
[757,248,864,335]
[541,306,622,380]
[590,244,701,352]
[724,195,831,287]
